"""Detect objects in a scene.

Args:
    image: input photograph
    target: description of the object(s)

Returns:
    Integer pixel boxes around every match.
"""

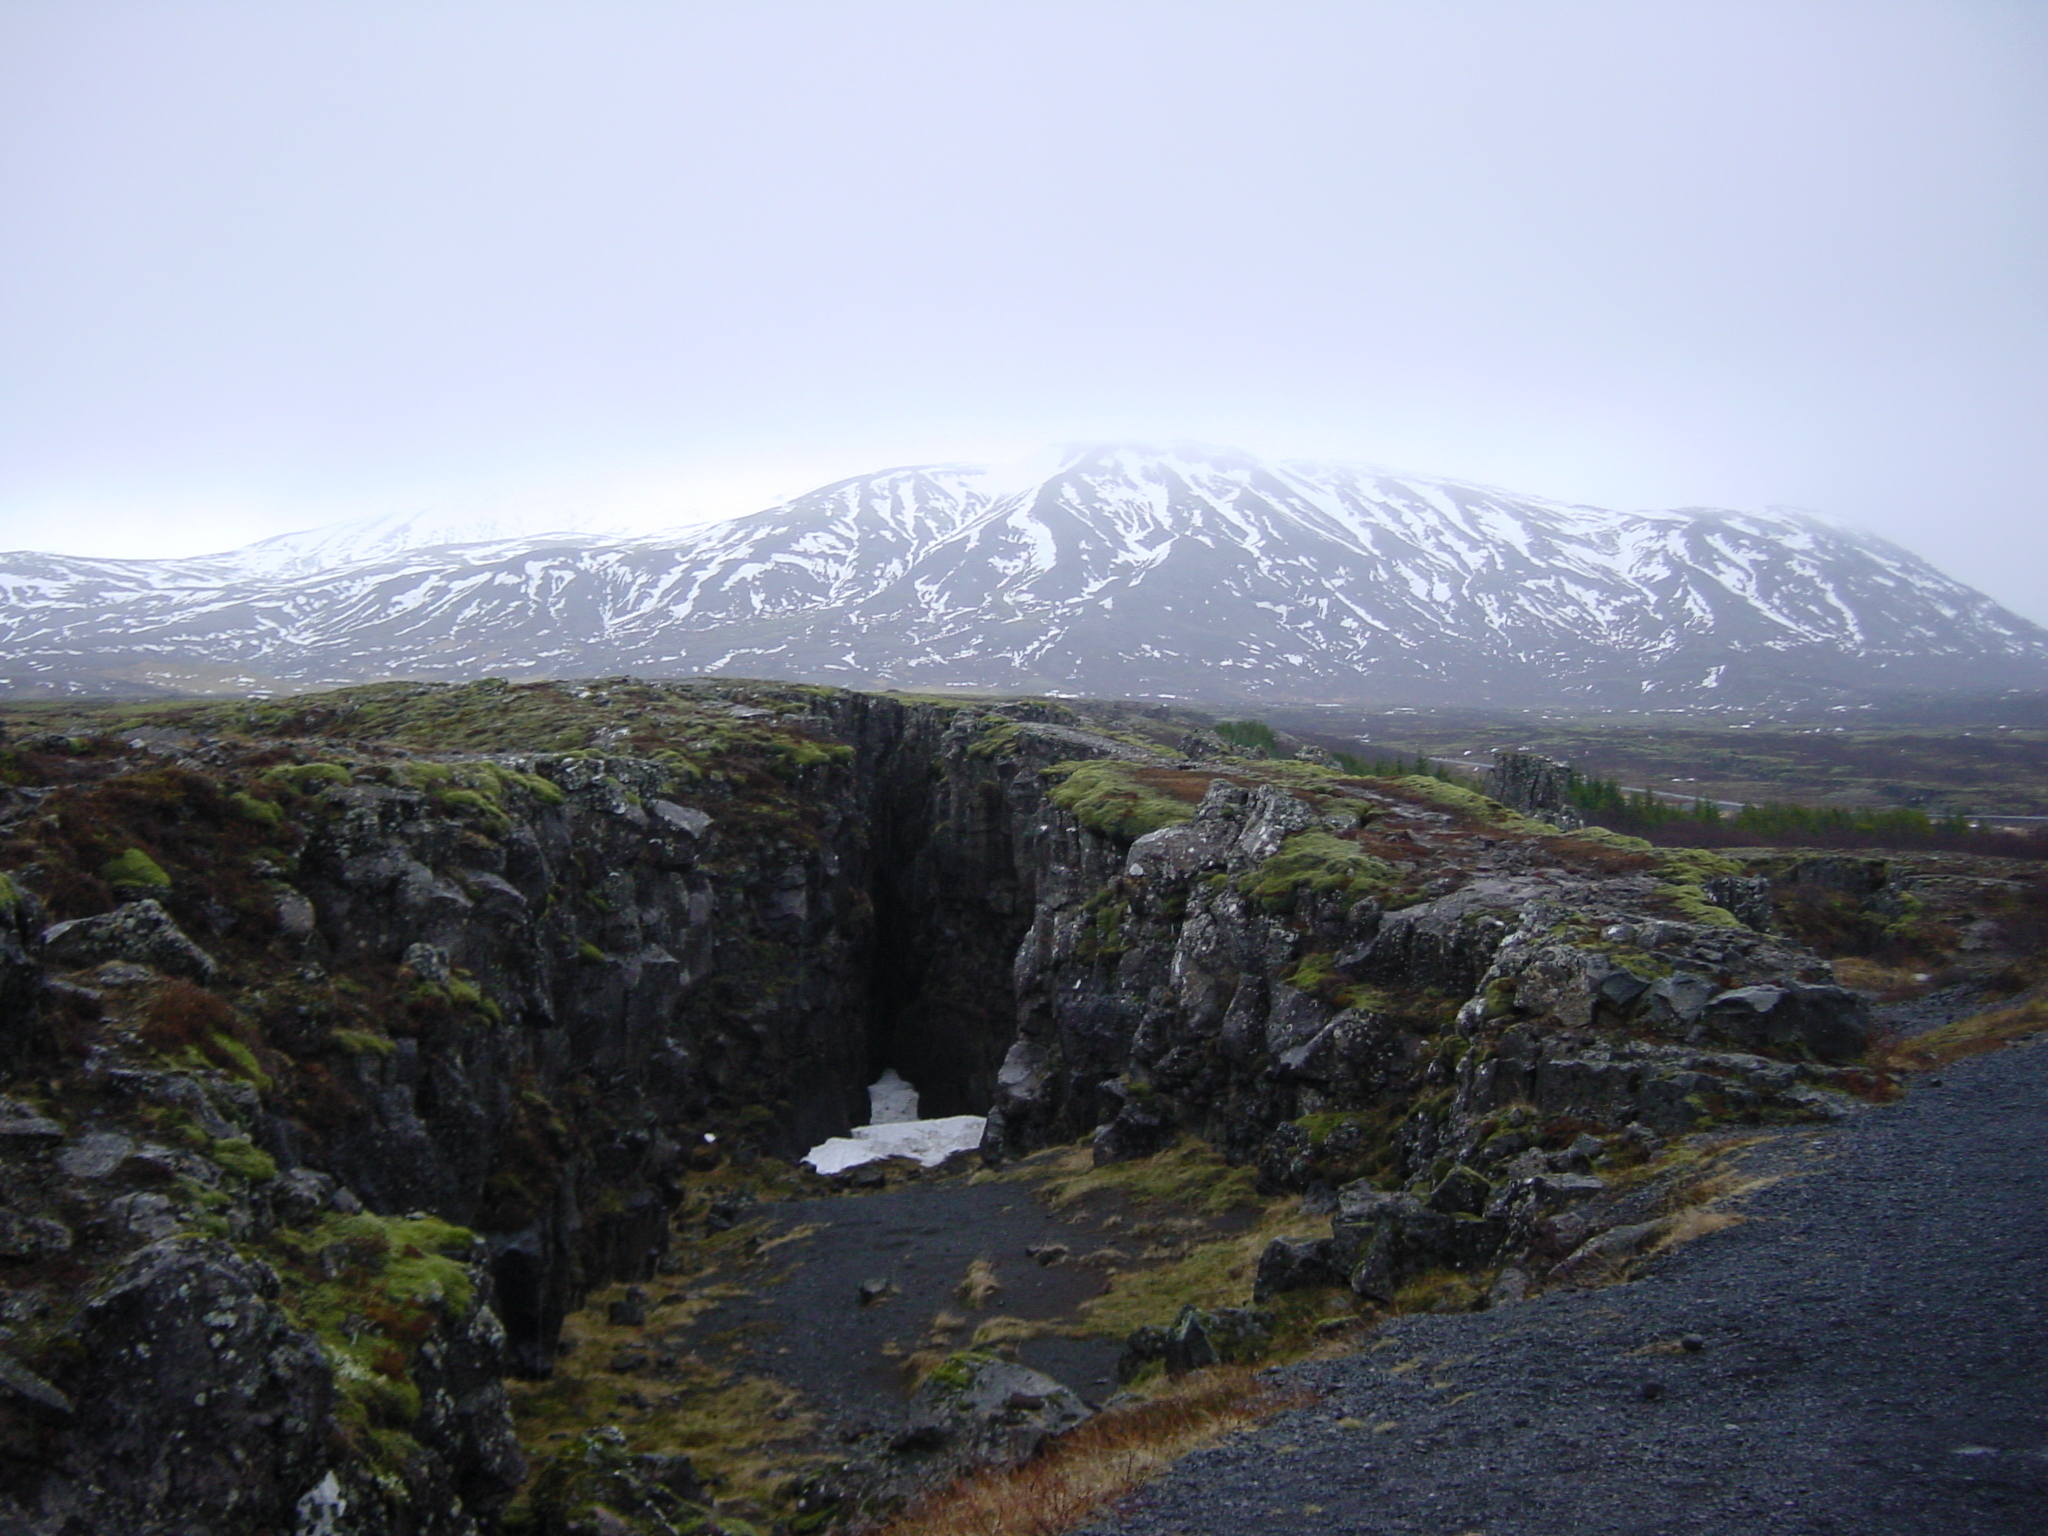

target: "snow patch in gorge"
[801,1069,986,1174]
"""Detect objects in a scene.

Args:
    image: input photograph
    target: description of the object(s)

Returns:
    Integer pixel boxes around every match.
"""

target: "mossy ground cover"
[505,1279,816,1516]
[1043,760,1196,841]
[1240,832,1401,912]
[261,1212,480,1470]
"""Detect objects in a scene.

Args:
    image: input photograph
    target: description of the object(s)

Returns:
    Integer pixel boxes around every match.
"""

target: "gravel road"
[1082,1039,2048,1536]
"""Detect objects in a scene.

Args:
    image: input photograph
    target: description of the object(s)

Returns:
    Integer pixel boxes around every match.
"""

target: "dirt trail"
[1080,1039,2048,1536]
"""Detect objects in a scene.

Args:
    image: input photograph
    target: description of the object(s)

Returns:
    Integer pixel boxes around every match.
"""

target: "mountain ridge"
[3,443,2043,707]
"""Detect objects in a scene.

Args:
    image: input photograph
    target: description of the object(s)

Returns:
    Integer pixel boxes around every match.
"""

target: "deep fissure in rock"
[853,725,1033,1124]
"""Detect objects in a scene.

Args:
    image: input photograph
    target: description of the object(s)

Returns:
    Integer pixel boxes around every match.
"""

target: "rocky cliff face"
[984,762,1867,1184]
[0,679,1890,1533]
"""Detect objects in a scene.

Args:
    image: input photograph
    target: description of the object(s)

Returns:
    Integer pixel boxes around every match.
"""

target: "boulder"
[1091,1095,1174,1166]
[41,900,218,983]
[906,1354,1090,1464]
[1549,1219,1669,1286]
[1482,751,1578,827]
[1252,1235,1344,1301]
[607,1286,650,1327]
[1161,1305,1274,1375]
[1426,1164,1493,1216]
[1696,983,1868,1060]
[1331,1184,1505,1303]
[50,1237,337,1535]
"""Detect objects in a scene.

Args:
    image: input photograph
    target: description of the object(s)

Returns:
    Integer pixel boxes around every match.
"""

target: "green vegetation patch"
[1240,832,1399,911]
[209,1135,277,1183]
[1045,760,1195,842]
[1031,1135,1262,1217]
[100,847,171,890]
[1390,776,1558,835]
[1652,846,1746,928]
[261,761,354,794]
[228,791,285,829]
[265,1212,477,1437]
[967,717,1026,759]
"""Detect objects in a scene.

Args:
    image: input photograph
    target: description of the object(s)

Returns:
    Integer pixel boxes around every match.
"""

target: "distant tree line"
[1331,750,1458,782]
[1218,718,2041,857]
[1560,767,2045,858]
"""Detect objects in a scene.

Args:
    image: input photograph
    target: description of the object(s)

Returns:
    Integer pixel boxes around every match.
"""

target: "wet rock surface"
[1083,1041,2048,1536]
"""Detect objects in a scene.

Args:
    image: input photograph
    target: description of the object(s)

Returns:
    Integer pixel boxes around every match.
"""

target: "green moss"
[264,1212,477,1438]
[332,1028,397,1057]
[966,718,1025,759]
[1562,825,1654,855]
[1239,832,1398,911]
[229,791,285,829]
[1656,847,1743,883]
[433,786,508,824]
[1285,951,1338,994]
[1076,888,1132,963]
[0,872,18,913]
[261,761,353,794]
[770,736,852,775]
[1044,760,1193,842]
[1663,887,1745,928]
[1035,1135,1263,1217]
[507,769,567,806]
[100,847,171,890]
[206,1030,273,1091]
[1290,1106,1403,1188]
[1393,776,1558,835]
[210,1135,277,1182]
[923,1350,1000,1393]
[1652,846,1747,928]
[577,941,607,964]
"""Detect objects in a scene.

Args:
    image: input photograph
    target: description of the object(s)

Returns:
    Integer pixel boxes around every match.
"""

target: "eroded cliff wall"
[0,679,1895,1534]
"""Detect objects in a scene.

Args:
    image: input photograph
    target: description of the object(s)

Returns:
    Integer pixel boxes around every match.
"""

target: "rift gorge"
[0,453,2045,1534]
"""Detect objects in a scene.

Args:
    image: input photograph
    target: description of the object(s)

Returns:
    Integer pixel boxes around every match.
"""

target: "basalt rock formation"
[0,680,1901,1532]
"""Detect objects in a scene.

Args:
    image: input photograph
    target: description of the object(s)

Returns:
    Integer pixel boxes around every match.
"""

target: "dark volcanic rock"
[41,899,218,982]
[43,1238,337,1536]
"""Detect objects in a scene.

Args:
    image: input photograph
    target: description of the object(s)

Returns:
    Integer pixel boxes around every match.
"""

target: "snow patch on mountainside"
[1,443,2043,706]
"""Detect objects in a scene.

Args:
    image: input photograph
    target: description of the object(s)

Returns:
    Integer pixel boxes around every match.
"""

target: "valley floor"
[1077,1036,2048,1536]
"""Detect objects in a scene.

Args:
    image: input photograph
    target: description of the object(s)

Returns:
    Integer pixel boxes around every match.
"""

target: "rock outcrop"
[0,682,1895,1531]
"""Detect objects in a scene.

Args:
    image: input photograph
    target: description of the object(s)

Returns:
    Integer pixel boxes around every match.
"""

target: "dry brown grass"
[1831,955,1932,1000]
[1871,995,2048,1070]
[878,1367,1314,1536]
[1129,767,1224,804]
[969,1315,1053,1350]
[1652,1207,1744,1252]
[955,1257,1003,1309]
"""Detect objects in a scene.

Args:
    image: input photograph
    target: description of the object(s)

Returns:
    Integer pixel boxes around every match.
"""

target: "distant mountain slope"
[3,444,2043,706]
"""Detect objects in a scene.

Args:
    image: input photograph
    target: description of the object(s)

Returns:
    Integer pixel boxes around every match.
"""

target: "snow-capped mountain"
[3,444,2043,706]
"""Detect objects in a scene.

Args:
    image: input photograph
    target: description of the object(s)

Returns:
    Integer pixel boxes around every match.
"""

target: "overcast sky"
[3,1,2045,619]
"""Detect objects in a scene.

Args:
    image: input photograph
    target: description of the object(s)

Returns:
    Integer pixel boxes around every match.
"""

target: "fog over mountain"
[3,445,2043,708]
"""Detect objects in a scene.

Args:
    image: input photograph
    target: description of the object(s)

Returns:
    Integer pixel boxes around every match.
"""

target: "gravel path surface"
[1082,1040,2048,1536]
[677,1178,1132,1430]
